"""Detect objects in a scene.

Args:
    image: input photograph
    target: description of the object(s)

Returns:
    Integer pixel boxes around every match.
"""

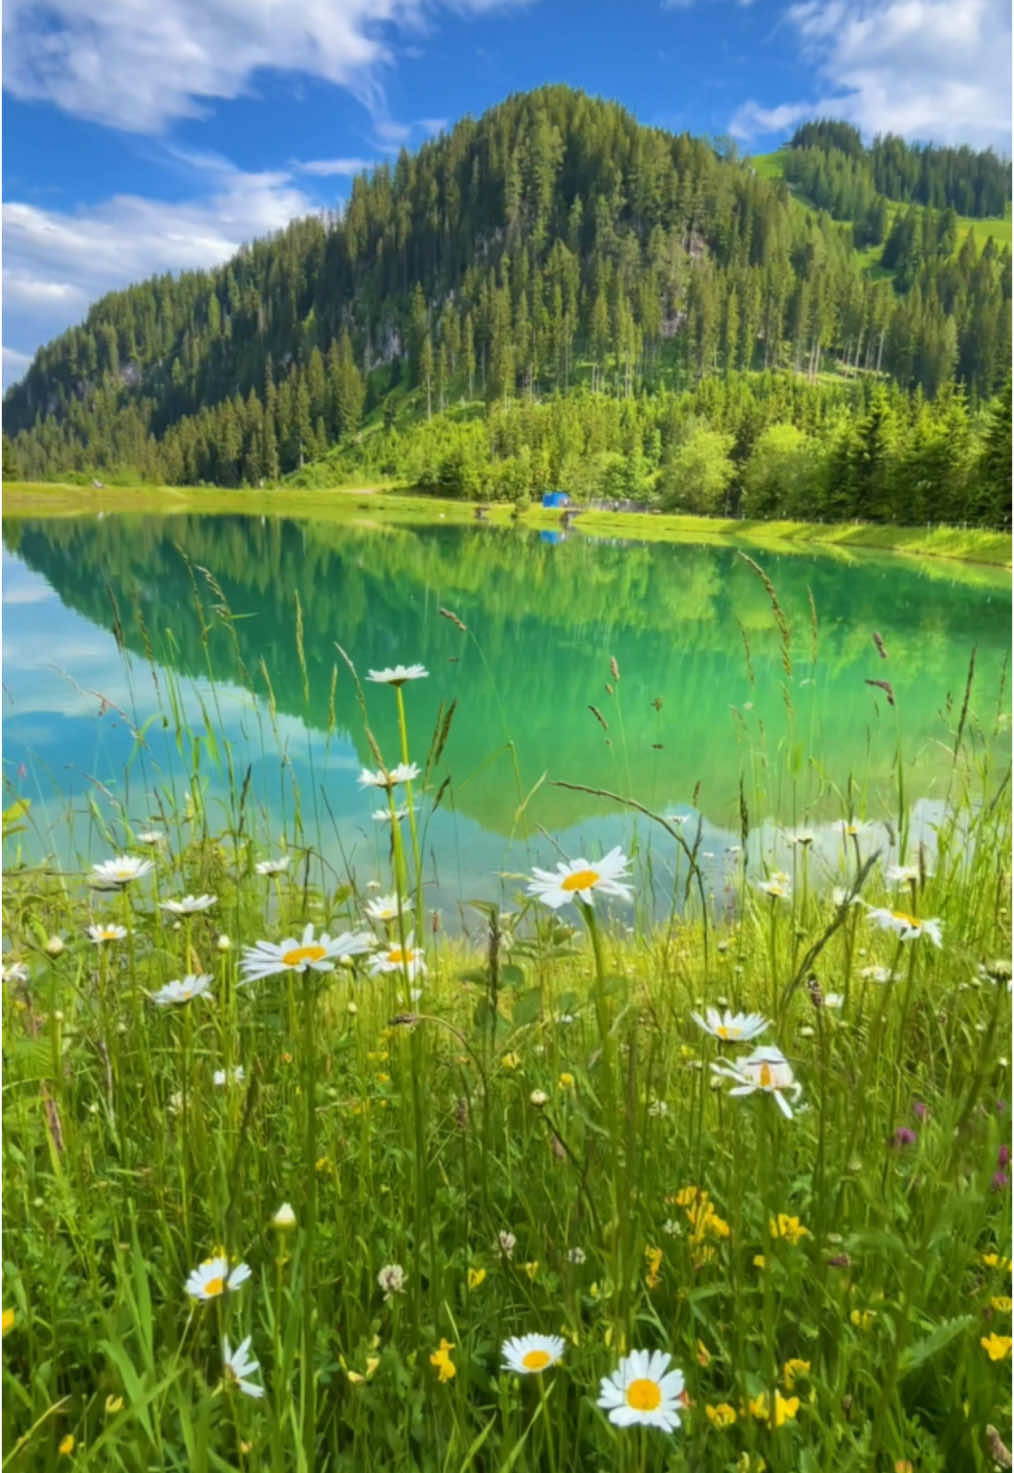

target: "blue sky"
[3,0,1010,387]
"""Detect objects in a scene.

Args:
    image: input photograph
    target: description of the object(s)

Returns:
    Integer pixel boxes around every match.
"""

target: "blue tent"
[541,491,570,508]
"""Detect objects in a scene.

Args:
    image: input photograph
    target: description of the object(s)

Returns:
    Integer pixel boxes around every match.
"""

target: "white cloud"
[729,0,1011,149]
[2,159,317,387]
[2,0,529,136]
[295,157,374,177]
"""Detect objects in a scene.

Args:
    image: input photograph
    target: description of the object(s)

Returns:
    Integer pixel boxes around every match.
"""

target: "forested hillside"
[3,86,1011,525]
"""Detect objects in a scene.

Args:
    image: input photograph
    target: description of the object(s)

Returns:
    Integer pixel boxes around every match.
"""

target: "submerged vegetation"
[2,549,1011,1470]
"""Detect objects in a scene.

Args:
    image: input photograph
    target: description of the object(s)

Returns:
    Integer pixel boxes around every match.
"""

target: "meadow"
[2,548,1011,1473]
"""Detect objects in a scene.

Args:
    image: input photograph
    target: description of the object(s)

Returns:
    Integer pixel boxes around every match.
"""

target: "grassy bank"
[4,481,1011,574]
[2,591,1012,1470]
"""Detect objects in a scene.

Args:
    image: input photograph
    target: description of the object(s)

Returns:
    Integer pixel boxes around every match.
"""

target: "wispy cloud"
[295,157,374,177]
[729,0,1011,149]
[3,158,316,387]
[2,0,531,135]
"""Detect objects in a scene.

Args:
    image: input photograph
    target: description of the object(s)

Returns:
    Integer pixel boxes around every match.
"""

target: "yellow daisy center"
[759,1062,773,1088]
[387,948,408,964]
[562,868,599,892]
[204,1276,225,1297]
[626,1378,662,1411]
[891,910,918,926]
[522,1349,552,1371]
[282,944,327,966]
[716,1025,731,1038]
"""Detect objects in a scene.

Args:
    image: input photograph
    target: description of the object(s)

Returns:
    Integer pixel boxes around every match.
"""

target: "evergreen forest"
[3,86,1011,527]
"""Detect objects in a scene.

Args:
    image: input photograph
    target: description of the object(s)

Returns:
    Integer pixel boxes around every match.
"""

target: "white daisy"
[213,1066,245,1086]
[185,1256,251,1300]
[255,856,291,876]
[501,1333,566,1375]
[823,993,844,1009]
[527,847,633,910]
[136,831,165,846]
[357,762,421,790]
[366,664,429,686]
[372,805,409,824]
[756,878,791,901]
[272,1202,296,1229]
[369,935,426,981]
[222,1336,264,1398]
[239,923,371,985]
[597,1349,686,1431]
[152,974,213,1006]
[88,924,128,945]
[865,907,943,947]
[691,1007,769,1042]
[160,894,217,916]
[335,931,378,964]
[89,855,154,888]
[711,1045,803,1119]
[364,893,402,924]
[790,830,815,846]
[885,863,933,886]
[2,962,29,985]
[831,887,862,908]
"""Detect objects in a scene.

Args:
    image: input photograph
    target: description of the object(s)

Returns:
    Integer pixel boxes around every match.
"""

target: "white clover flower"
[691,1007,769,1042]
[255,856,291,876]
[647,1099,669,1118]
[566,1245,587,1263]
[2,961,29,985]
[152,974,213,1007]
[213,1066,245,1086]
[502,1333,566,1375]
[865,907,943,947]
[357,763,420,790]
[87,924,128,945]
[222,1335,264,1398]
[185,1256,251,1301]
[160,894,217,916]
[369,935,426,981]
[44,936,65,957]
[239,923,372,986]
[377,1263,406,1297]
[497,1231,517,1258]
[711,1045,803,1119]
[527,846,633,910]
[366,664,429,686]
[216,934,231,951]
[662,1218,682,1237]
[597,1349,686,1431]
[89,855,154,888]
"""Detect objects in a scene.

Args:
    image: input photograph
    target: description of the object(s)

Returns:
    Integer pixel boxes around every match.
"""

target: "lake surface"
[2,512,1009,919]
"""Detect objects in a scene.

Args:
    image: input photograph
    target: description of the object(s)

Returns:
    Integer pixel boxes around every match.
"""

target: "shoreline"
[3,480,1010,573]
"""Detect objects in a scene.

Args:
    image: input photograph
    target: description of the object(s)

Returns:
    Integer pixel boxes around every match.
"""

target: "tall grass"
[2,557,1011,1472]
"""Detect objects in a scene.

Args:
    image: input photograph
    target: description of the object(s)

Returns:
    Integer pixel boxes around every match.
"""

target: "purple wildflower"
[998,1145,1011,1168]
[893,1127,917,1148]
[992,1170,1010,1192]
[912,1101,928,1121]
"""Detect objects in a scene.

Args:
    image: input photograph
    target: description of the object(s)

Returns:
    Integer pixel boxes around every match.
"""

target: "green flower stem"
[300,969,318,1470]
[394,685,424,937]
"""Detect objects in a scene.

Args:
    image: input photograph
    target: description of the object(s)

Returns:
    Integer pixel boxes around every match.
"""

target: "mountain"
[3,86,1011,518]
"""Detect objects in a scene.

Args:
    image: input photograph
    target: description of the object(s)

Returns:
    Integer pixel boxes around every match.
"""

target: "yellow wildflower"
[894,1462,915,1473]
[644,1246,663,1290]
[748,1390,800,1427]
[696,1339,711,1366]
[430,1338,456,1381]
[346,1355,380,1384]
[850,1309,876,1331]
[736,1458,766,1473]
[982,1252,1013,1271]
[467,1267,486,1290]
[706,1401,737,1427]
[58,1436,75,1456]
[523,1260,539,1280]
[769,1214,810,1245]
[981,1332,1013,1361]
[1,1309,14,1336]
[781,1358,811,1389]
[558,1072,575,1090]
[991,1296,1013,1313]
[672,1185,709,1209]
[501,1052,521,1071]
[753,1254,767,1269]
[104,1396,123,1414]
